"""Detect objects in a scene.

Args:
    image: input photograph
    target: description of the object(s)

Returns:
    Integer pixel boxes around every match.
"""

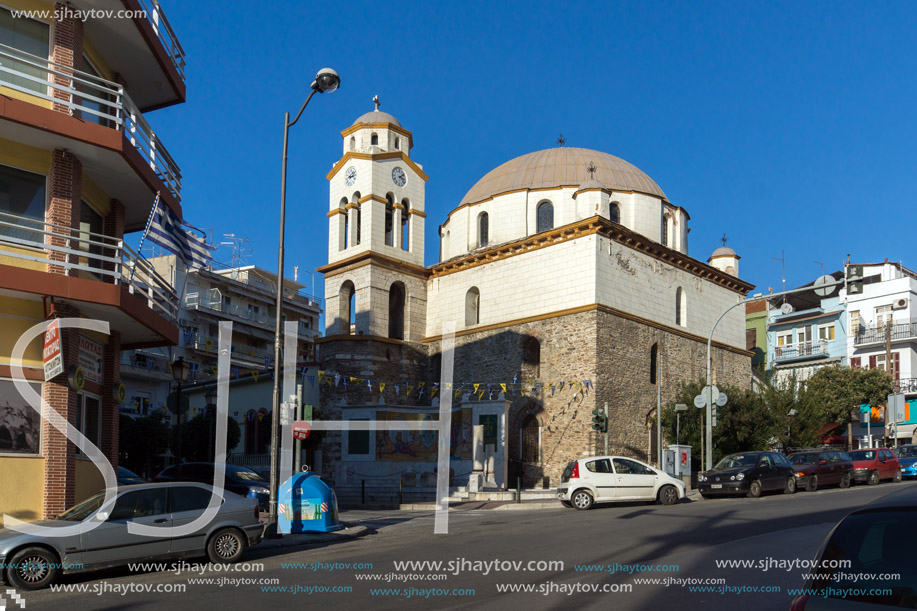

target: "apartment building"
[0,0,186,520]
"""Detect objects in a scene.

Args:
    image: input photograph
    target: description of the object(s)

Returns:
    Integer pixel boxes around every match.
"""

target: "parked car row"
[699,445,915,500]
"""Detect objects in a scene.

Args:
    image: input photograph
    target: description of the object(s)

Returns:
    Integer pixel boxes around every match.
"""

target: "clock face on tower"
[345,166,357,187]
[391,166,407,187]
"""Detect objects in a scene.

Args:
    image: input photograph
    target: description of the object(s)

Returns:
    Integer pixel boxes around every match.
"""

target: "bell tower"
[320,97,428,342]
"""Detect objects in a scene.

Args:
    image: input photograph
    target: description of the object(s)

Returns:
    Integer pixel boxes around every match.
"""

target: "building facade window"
[384,194,394,246]
[536,201,553,233]
[478,212,489,247]
[388,282,405,340]
[0,164,46,241]
[371,133,379,146]
[876,305,893,330]
[675,287,686,326]
[465,287,480,326]
[610,202,621,224]
[818,323,835,341]
[401,199,410,251]
[75,392,101,456]
[850,310,861,336]
[521,414,540,464]
[394,137,400,150]
[797,325,812,346]
[0,9,50,95]
[340,280,355,335]
[349,136,355,151]
[345,417,371,457]
[661,211,669,246]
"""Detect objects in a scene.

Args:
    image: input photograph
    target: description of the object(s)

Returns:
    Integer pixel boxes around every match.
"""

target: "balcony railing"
[184,331,274,366]
[895,378,917,395]
[138,0,187,81]
[208,260,323,309]
[0,209,177,322]
[185,292,274,327]
[0,42,182,201]
[854,322,917,347]
[774,340,829,362]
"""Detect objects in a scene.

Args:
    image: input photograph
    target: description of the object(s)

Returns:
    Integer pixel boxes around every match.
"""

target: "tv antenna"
[220,234,252,270]
[815,260,824,276]
[771,250,786,294]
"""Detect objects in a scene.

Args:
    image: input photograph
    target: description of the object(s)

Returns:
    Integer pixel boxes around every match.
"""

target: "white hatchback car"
[556,455,687,510]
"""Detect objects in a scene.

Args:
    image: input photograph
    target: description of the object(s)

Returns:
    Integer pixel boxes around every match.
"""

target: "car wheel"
[207,528,245,563]
[894,469,902,482]
[572,489,594,511]
[805,476,818,492]
[784,477,797,494]
[747,480,763,498]
[6,546,61,590]
[659,485,679,506]
[839,473,851,489]
[868,470,880,485]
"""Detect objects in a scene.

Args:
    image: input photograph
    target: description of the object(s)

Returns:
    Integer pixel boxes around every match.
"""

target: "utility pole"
[603,401,609,456]
[885,322,892,447]
[656,348,662,469]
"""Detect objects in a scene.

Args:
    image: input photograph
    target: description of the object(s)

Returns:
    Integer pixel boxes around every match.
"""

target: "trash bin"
[277,472,343,534]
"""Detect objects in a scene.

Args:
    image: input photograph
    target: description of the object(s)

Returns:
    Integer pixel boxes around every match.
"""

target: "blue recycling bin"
[277,472,343,534]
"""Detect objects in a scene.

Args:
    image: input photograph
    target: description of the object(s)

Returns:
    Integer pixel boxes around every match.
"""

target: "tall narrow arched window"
[401,199,410,251]
[349,136,355,151]
[340,198,348,250]
[522,337,541,378]
[610,202,621,224]
[356,207,362,245]
[650,343,658,384]
[340,280,355,335]
[394,137,400,150]
[661,210,669,246]
[675,287,686,327]
[388,282,405,340]
[371,133,379,146]
[521,414,540,464]
[465,287,480,326]
[384,193,395,246]
[478,212,489,247]
[536,201,554,233]
[351,192,362,245]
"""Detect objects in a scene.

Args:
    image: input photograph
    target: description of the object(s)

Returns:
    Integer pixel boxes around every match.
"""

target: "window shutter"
[869,355,877,369]
[851,357,861,369]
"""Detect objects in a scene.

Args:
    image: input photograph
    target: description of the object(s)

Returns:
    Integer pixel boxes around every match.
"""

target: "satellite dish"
[813,274,837,297]
[781,302,795,315]
[230,269,239,280]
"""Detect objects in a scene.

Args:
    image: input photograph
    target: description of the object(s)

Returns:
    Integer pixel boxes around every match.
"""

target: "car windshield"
[714,454,758,469]
[58,492,106,521]
[227,466,267,482]
[849,450,876,460]
[791,454,816,465]
[896,446,917,458]
[561,461,576,481]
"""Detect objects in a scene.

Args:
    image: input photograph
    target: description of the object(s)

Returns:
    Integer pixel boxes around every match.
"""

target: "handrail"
[137,0,186,80]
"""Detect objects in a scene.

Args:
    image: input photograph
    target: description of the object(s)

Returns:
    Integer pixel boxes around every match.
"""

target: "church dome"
[459,147,667,206]
[710,246,736,257]
[352,110,402,128]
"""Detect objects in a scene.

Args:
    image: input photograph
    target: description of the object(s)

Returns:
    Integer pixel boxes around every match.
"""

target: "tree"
[119,414,171,478]
[181,412,241,462]
[805,365,895,425]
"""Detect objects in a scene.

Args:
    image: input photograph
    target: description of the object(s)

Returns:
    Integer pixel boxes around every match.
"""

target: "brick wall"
[46,150,82,275]
[51,2,84,115]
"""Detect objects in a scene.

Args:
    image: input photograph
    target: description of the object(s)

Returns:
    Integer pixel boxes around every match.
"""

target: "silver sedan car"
[0,482,264,590]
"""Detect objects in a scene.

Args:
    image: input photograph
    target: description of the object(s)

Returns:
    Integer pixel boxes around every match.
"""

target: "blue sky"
[141,0,917,302]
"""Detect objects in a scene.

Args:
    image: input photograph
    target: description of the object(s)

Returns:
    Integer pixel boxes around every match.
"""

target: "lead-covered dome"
[459,147,666,206]
[352,110,402,128]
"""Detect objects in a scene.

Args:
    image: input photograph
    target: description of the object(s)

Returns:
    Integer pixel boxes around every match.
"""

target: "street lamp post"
[205,388,217,461]
[268,68,340,536]
[171,357,189,470]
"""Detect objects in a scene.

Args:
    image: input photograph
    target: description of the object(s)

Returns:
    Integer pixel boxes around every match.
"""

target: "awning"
[891,423,917,439]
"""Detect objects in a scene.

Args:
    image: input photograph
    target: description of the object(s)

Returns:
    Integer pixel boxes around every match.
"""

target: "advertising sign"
[78,334,104,385]
[43,319,63,381]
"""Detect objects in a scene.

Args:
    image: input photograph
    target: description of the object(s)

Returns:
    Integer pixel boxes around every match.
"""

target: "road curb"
[256,524,370,550]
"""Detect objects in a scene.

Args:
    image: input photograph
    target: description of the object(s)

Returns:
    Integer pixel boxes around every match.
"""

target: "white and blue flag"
[146,198,212,269]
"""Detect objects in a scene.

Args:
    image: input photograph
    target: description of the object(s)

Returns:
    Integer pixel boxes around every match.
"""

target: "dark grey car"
[0,482,264,590]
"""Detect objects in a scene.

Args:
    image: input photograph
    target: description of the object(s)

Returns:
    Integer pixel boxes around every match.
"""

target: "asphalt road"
[12,481,916,611]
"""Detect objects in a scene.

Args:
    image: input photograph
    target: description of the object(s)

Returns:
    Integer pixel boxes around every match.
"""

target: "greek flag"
[146,199,212,269]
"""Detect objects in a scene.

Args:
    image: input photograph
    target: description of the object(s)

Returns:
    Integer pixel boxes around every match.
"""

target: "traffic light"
[591,408,607,433]
[846,264,864,295]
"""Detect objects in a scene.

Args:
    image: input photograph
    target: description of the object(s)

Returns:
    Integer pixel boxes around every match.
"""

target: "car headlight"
[855,467,867,471]
[736,473,745,481]
[796,472,807,478]
[699,474,707,482]
[249,487,271,495]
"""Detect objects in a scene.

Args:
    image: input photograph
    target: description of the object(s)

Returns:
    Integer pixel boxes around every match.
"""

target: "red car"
[847,448,901,485]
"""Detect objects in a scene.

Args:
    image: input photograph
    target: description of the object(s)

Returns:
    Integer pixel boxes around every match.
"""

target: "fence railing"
[774,340,829,362]
[138,0,187,81]
[0,42,182,201]
[0,209,177,322]
[855,321,917,346]
[208,260,323,308]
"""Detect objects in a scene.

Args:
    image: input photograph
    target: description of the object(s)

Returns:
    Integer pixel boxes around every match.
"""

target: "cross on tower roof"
[587,162,596,179]
[373,95,380,111]
[557,133,566,147]
[721,233,728,247]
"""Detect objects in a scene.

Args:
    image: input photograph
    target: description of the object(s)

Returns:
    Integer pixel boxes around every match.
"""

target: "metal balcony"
[0,209,177,322]
[854,322,917,347]
[774,340,829,363]
[137,0,187,81]
[0,42,182,201]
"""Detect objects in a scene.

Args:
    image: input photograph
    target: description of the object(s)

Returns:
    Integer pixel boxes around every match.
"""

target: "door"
[170,485,222,555]
[816,452,835,484]
[612,458,657,499]
[81,488,171,568]
[581,458,616,500]
[756,454,779,490]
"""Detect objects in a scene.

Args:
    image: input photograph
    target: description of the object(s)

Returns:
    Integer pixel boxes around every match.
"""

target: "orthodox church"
[315,101,753,491]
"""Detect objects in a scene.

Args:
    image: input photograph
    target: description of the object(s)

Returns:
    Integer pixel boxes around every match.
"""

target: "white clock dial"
[345,166,357,187]
[392,166,407,187]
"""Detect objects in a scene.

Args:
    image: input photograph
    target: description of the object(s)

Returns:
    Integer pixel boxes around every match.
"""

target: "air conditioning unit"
[892,298,908,310]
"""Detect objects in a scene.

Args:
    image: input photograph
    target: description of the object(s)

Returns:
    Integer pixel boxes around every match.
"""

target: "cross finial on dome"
[557,133,566,147]
[373,95,380,111]
[721,233,728,247]
[587,162,596,179]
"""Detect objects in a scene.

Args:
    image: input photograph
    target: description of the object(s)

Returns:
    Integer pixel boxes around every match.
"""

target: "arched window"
[349,136,355,151]
[536,201,554,233]
[650,343,658,384]
[351,192,362,245]
[675,287,686,327]
[661,210,668,246]
[522,337,541,378]
[356,207,362,245]
[478,212,489,247]
[465,287,480,326]
[371,133,379,146]
[521,414,540,464]
[610,202,621,224]
[384,193,395,246]
[340,281,355,335]
[401,199,410,251]
[340,198,349,250]
[394,137,400,150]
[388,282,405,340]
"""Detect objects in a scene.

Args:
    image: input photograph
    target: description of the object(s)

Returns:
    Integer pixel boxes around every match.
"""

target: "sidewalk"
[398,489,699,511]
[254,517,371,551]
